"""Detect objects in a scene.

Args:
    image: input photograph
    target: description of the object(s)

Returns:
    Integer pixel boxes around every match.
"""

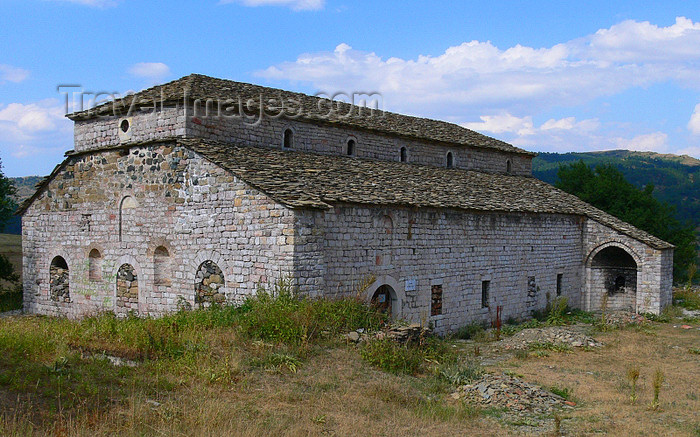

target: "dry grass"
[0,345,502,436]
[500,323,700,436]
[2,302,699,436]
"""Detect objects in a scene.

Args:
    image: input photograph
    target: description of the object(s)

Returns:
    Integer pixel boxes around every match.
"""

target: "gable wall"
[292,205,584,334]
[582,219,673,314]
[22,143,295,317]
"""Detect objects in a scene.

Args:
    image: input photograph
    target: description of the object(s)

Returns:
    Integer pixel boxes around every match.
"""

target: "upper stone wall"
[72,105,531,175]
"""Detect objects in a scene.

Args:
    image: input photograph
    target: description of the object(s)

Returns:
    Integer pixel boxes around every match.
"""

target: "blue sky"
[2,0,700,177]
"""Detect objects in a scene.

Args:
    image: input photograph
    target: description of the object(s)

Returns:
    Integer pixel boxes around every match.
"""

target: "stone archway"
[116,263,139,314]
[586,244,639,312]
[371,284,395,315]
[365,275,404,319]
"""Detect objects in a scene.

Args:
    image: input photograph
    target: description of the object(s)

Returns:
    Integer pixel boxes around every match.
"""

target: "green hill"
[2,176,42,234]
[533,150,700,230]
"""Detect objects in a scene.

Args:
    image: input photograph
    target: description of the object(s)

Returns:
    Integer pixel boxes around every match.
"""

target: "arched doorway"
[50,256,70,302]
[371,284,395,315]
[116,263,139,313]
[588,245,638,312]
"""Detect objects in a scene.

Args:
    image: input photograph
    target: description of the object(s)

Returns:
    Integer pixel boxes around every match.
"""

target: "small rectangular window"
[431,284,443,316]
[481,281,490,308]
[556,274,563,296]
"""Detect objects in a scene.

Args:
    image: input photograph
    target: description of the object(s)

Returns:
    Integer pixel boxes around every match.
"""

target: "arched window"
[50,256,70,302]
[506,159,512,174]
[446,152,454,168]
[283,128,294,149]
[116,263,138,311]
[195,260,225,307]
[400,146,408,163]
[346,139,356,156]
[119,196,138,242]
[154,246,171,286]
[382,215,393,234]
[88,249,102,282]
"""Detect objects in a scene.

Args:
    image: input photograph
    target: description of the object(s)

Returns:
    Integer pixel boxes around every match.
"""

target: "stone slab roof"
[66,73,533,156]
[188,139,670,250]
[17,138,673,250]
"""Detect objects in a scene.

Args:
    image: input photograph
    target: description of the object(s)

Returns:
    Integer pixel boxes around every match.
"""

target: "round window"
[120,119,130,133]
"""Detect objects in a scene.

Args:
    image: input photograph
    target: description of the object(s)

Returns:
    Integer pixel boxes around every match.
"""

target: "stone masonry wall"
[292,205,584,334]
[22,142,295,317]
[73,106,531,176]
[583,220,673,314]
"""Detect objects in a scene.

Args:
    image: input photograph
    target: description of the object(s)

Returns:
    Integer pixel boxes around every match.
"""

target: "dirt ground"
[486,323,700,436]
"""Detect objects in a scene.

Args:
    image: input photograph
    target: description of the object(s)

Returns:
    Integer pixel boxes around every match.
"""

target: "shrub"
[0,286,22,312]
[436,360,483,386]
[360,336,455,376]
[237,283,386,346]
[674,287,700,310]
[546,297,569,325]
[453,322,485,340]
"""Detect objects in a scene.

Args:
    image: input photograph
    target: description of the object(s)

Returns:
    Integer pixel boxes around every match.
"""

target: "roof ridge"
[64,74,535,156]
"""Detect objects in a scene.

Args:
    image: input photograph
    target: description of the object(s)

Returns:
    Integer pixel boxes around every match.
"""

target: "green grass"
[674,287,700,310]
[360,336,455,376]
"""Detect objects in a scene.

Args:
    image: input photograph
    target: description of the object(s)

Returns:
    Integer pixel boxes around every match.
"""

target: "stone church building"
[19,74,673,333]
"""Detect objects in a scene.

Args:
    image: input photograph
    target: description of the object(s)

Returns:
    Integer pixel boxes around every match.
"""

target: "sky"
[2,0,700,177]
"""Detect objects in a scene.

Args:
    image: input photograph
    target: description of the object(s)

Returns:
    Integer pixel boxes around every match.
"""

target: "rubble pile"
[498,326,601,350]
[454,372,575,415]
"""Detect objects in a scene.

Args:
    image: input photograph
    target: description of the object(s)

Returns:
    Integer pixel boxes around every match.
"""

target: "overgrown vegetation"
[360,336,454,376]
[674,286,700,310]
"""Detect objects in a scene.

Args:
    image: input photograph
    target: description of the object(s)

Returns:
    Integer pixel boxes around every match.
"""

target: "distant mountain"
[533,150,700,230]
[2,176,42,234]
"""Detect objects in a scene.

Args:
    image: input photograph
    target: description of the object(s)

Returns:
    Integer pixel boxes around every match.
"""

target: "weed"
[549,385,573,400]
[453,322,485,340]
[514,349,529,360]
[546,297,569,326]
[627,366,640,404]
[689,348,700,355]
[651,368,664,411]
[360,336,455,376]
[674,287,700,310]
[436,360,483,386]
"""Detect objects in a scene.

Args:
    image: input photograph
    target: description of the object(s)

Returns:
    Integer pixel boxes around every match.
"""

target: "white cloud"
[45,0,119,7]
[462,113,535,136]
[128,62,171,82]
[612,132,669,153]
[0,65,29,83]
[0,99,72,158]
[688,103,700,135]
[464,113,608,152]
[219,0,324,11]
[675,146,700,159]
[258,17,700,120]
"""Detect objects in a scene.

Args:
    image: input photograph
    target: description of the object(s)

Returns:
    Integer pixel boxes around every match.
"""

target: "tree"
[556,161,698,283]
[0,158,18,283]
